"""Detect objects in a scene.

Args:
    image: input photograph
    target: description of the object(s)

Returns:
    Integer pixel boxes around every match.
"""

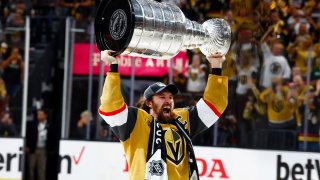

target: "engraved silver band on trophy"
[95,0,231,59]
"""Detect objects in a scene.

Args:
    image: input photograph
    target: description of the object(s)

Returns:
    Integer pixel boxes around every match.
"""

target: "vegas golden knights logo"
[272,100,284,113]
[164,129,185,165]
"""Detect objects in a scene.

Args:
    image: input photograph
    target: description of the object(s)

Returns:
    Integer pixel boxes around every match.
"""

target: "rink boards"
[0,138,319,180]
[58,140,320,180]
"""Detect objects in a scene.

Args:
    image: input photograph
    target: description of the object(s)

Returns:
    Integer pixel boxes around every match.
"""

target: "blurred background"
[0,0,320,180]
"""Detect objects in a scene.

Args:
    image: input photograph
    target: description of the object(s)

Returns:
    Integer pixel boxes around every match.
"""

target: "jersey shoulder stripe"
[99,104,128,127]
[202,98,221,117]
[196,98,220,128]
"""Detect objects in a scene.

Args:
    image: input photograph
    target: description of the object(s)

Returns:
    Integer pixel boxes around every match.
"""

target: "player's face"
[149,90,174,123]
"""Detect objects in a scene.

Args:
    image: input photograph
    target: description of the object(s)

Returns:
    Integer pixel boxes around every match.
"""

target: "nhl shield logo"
[109,9,127,40]
[149,160,164,176]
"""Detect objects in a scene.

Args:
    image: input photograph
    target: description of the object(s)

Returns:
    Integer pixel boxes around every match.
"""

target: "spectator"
[305,13,319,37]
[241,90,265,147]
[0,42,10,64]
[59,0,95,20]
[234,6,251,26]
[172,68,187,93]
[31,0,57,43]
[287,4,315,39]
[297,81,320,152]
[259,26,291,89]
[291,75,306,126]
[222,51,237,80]
[97,120,118,141]
[311,57,320,82]
[289,21,310,43]
[235,52,258,119]
[229,0,253,22]
[287,35,316,76]
[313,80,320,119]
[76,110,96,139]
[0,0,8,27]
[292,67,302,80]
[260,77,297,130]
[258,0,272,28]
[311,0,320,15]
[26,109,50,180]
[310,1,320,36]
[294,21,311,38]
[235,52,257,147]
[0,77,7,113]
[287,5,303,30]
[5,4,25,44]
[186,52,207,97]
[5,0,26,15]
[223,9,239,41]
[251,11,265,42]
[261,9,285,34]
[268,9,289,45]
[243,84,266,121]
[0,112,17,137]
[231,28,260,69]
[6,8,25,27]
[1,46,24,99]
[97,124,108,140]
[59,0,96,42]
[217,113,237,147]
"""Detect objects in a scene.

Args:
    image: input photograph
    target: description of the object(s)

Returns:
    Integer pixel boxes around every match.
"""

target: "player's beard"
[152,102,173,124]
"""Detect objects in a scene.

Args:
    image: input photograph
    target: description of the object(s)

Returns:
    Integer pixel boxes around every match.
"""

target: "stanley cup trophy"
[95,0,231,59]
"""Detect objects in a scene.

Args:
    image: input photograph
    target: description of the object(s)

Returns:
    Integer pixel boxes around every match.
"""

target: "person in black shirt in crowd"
[1,46,24,99]
[26,109,50,180]
[76,110,96,139]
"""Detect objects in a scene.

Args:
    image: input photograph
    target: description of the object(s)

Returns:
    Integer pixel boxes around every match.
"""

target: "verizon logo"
[0,147,23,172]
[59,146,85,174]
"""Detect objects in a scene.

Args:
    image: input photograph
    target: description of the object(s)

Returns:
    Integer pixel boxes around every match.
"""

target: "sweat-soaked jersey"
[98,72,228,180]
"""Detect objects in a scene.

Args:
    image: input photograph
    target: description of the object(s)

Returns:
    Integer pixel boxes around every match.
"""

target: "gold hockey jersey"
[260,87,296,123]
[99,72,228,180]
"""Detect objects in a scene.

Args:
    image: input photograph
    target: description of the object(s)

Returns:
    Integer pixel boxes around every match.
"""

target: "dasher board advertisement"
[0,138,23,180]
[59,140,320,180]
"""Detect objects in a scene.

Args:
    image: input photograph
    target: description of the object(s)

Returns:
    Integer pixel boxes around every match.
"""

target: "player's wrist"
[109,64,118,72]
[211,68,222,75]
[206,55,225,68]
[210,60,223,68]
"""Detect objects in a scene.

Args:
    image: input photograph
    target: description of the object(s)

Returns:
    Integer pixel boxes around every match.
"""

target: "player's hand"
[206,53,226,68]
[100,50,117,65]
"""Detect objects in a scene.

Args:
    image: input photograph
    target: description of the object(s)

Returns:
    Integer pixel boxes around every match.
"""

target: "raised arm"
[260,26,275,60]
[98,51,139,141]
[98,50,126,117]
[188,55,228,136]
[260,25,274,44]
[260,88,273,103]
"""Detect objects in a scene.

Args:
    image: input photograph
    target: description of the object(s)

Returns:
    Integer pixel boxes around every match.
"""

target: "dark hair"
[141,101,151,113]
[37,109,48,116]
[140,100,151,113]
[135,95,151,113]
